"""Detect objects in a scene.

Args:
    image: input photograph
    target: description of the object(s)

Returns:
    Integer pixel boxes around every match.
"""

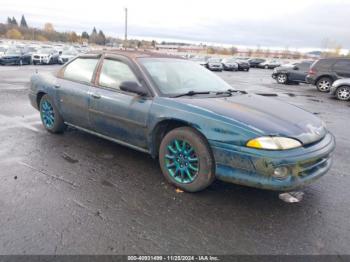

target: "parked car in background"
[221,58,238,71]
[32,48,60,65]
[29,51,335,192]
[306,58,350,92]
[248,58,266,68]
[234,59,250,71]
[330,78,350,101]
[0,48,32,65]
[258,60,281,69]
[58,49,79,64]
[272,61,313,84]
[206,58,223,71]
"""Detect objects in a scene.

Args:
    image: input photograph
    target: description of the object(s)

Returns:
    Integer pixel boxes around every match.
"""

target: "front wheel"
[39,95,66,133]
[159,127,215,192]
[316,77,332,92]
[336,86,350,101]
[276,73,288,84]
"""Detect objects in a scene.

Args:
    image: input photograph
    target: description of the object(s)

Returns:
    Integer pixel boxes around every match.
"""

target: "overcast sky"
[1,0,350,50]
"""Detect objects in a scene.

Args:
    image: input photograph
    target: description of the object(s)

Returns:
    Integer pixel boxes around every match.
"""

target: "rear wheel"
[336,86,350,101]
[159,127,215,192]
[39,95,66,133]
[316,77,333,92]
[277,73,288,84]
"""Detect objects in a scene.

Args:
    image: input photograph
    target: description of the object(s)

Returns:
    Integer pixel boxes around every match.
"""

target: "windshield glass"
[139,58,233,96]
[38,48,54,54]
[208,58,221,63]
[62,49,78,55]
[5,49,21,55]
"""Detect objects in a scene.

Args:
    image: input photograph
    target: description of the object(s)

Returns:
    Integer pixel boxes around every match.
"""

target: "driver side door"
[88,56,153,151]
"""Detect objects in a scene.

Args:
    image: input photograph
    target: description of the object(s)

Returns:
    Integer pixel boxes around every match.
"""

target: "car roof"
[87,49,184,61]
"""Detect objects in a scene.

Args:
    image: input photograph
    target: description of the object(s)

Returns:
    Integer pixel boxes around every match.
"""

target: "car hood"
[175,94,326,145]
[333,78,350,86]
[2,54,20,58]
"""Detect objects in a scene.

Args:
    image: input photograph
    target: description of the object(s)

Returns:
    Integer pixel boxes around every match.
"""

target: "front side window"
[98,59,139,90]
[139,58,233,96]
[63,58,99,83]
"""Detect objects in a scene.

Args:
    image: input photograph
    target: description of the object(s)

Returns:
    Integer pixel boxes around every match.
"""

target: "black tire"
[336,86,350,101]
[276,73,288,84]
[159,127,215,192]
[39,94,66,133]
[18,59,23,66]
[316,77,333,92]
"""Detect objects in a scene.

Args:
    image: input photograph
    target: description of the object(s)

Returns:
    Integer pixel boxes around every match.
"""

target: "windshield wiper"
[215,89,247,95]
[171,91,210,98]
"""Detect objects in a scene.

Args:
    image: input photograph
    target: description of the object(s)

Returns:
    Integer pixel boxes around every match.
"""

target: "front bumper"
[210,132,336,191]
[33,57,50,64]
[330,85,338,95]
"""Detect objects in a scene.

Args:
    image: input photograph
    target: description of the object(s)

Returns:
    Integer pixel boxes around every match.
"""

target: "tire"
[39,95,66,133]
[316,77,333,92]
[276,73,288,84]
[18,59,23,66]
[336,86,350,101]
[265,65,268,69]
[159,127,215,192]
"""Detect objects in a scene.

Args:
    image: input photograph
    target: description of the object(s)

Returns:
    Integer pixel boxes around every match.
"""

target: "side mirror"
[293,66,299,70]
[120,81,148,96]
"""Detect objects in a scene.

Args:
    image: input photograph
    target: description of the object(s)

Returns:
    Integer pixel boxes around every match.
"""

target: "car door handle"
[91,93,101,99]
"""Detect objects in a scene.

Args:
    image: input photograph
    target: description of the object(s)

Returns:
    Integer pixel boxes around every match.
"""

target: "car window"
[98,59,139,90]
[333,61,350,71]
[139,58,232,95]
[63,58,99,83]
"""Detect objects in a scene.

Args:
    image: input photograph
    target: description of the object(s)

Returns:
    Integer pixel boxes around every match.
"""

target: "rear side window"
[98,59,139,90]
[333,61,350,71]
[63,58,99,83]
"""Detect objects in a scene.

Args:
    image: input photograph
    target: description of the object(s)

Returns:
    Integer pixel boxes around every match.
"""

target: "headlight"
[246,136,302,150]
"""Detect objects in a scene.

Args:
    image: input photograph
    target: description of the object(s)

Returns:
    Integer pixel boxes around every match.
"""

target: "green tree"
[89,27,98,43]
[7,17,12,25]
[11,17,18,26]
[20,15,28,28]
[97,30,106,45]
[81,31,89,39]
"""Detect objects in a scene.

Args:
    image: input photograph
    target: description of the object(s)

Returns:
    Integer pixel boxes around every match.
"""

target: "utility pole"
[124,7,128,49]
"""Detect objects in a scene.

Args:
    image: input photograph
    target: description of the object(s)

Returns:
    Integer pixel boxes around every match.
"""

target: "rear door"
[291,62,311,81]
[88,55,153,150]
[333,60,350,78]
[56,55,100,129]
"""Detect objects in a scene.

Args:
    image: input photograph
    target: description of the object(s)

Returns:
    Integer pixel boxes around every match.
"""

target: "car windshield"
[208,58,221,63]
[5,49,21,55]
[139,58,233,96]
[38,48,54,54]
[222,59,235,63]
[62,49,78,55]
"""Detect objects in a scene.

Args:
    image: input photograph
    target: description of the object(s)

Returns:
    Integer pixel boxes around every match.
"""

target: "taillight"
[308,68,317,75]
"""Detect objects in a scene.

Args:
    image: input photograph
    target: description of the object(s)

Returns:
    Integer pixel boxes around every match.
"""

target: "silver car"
[330,78,350,101]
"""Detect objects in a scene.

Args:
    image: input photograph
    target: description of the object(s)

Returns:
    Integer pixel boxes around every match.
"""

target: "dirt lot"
[0,65,349,255]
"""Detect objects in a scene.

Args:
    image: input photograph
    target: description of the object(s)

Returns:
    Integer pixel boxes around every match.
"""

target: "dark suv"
[306,58,350,92]
[272,61,313,84]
